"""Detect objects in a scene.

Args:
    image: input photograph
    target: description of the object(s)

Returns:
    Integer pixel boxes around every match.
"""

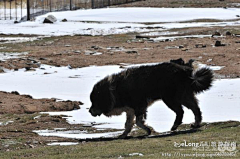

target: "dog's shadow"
[78,128,201,143]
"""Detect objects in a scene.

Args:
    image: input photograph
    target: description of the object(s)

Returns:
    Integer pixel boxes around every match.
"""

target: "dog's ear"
[186,59,195,67]
[170,58,185,65]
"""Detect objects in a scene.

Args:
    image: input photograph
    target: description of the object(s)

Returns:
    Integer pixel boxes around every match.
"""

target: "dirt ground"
[0,2,240,152]
[1,26,240,77]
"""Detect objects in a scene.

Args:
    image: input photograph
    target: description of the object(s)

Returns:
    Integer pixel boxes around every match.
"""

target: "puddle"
[139,31,179,36]
[0,121,14,126]
[228,3,240,7]
[0,52,28,61]
[152,35,212,42]
[0,36,44,44]
[33,129,122,139]
[47,142,79,146]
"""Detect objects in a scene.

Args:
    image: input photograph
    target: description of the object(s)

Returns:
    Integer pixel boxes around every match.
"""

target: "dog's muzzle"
[89,107,102,117]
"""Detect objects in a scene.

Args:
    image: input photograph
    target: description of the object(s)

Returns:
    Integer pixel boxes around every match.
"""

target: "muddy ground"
[1,26,240,77]
[0,4,240,152]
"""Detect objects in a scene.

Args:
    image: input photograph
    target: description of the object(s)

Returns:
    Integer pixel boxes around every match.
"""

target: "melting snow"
[0,64,239,139]
[0,8,239,36]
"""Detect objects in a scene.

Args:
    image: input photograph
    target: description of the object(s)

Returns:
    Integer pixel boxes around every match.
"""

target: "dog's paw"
[191,124,201,129]
[118,134,127,139]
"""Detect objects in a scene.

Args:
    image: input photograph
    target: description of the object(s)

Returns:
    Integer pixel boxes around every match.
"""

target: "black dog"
[89,59,213,138]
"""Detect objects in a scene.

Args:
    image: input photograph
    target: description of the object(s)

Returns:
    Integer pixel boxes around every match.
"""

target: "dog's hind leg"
[136,114,151,136]
[163,98,184,131]
[183,96,202,128]
[118,108,135,139]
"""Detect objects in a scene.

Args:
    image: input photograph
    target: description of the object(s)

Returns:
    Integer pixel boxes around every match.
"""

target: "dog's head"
[89,77,115,117]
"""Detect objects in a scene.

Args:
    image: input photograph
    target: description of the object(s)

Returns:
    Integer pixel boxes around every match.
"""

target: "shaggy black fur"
[89,59,214,138]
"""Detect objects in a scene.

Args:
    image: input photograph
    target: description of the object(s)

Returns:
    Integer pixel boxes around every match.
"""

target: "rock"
[212,31,221,37]
[74,50,81,53]
[91,46,100,50]
[215,40,225,47]
[85,50,94,55]
[11,91,20,95]
[84,50,102,56]
[181,48,188,51]
[126,50,138,54]
[62,18,67,22]
[43,15,57,24]
[165,46,179,49]
[67,64,72,69]
[39,57,47,60]
[195,43,206,48]
[179,45,184,49]
[226,31,232,36]
[25,67,31,71]
[65,45,71,47]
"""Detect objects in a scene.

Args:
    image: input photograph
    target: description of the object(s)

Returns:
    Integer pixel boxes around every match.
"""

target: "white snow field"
[0,8,240,36]
[0,64,239,139]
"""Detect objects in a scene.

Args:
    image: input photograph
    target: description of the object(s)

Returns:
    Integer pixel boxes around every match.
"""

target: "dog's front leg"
[118,109,135,139]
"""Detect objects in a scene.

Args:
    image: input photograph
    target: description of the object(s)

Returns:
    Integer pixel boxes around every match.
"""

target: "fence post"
[21,0,23,19]
[4,0,6,20]
[92,0,94,9]
[27,0,30,20]
[50,0,52,12]
[10,0,11,20]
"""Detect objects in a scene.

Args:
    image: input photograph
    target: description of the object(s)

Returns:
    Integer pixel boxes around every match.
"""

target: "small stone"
[65,45,71,47]
[62,18,67,22]
[25,67,31,71]
[215,40,225,47]
[126,50,138,54]
[181,48,188,51]
[85,50,93,55]
[212,31,221,37]
[179,45,184,49]
[226,31,232,36]
[39,57,47,60]
[74,50,81,53]
[11,91,20,95]
[195,43,206,48]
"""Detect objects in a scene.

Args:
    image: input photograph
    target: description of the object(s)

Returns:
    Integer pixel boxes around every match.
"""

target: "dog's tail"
[191,67,214,94]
